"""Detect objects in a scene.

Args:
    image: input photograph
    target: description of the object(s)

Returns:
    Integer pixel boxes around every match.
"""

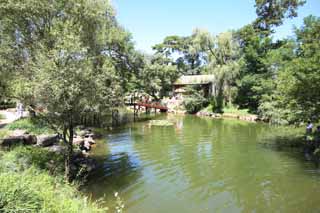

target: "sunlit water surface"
[84,115,320,213]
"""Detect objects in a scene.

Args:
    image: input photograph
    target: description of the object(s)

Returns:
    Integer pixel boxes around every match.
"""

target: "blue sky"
[112,0,320,53]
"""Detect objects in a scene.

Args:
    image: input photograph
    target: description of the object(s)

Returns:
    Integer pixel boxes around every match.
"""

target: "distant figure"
[16,102,24,119]
[306,121,313,134]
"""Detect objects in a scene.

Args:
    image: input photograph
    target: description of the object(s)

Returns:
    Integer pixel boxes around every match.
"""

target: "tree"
[153,35,204,75]
[137,54,178,100]
[275,16,320,123]
[254,0,306,35]
[1,0,138,182]
[233,0,305,112]
[192,29,242,111]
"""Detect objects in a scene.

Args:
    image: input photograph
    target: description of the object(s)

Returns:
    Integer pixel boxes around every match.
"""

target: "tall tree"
[254,0,306,35]
[153,35,204,75]
[0,0,139,182]
[234,0,305,112]
[275,15,320,123]
[192,29,242,111]
[137,54,178,100]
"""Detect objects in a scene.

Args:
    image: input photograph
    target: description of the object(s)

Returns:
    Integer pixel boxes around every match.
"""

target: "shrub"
[0,168,105,213]
[0,147,106,213]
[183,87,208,114]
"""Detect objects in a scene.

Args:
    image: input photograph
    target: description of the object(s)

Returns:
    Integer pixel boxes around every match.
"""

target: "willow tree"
[192,29,242,111]
[0,0,139,182]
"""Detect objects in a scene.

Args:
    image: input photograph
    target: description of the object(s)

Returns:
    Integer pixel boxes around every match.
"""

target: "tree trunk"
[64,124,74,183]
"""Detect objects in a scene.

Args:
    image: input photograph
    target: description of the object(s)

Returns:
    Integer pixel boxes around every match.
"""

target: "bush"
[0,147,106,213]
[0,168,105,213]
[0,147,64,175]
[183,87,208,114]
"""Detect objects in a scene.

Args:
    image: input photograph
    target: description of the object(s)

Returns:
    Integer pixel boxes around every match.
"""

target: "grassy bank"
[6,118,54,135]
[0,118,53,139]
[0,119,121,212]
[0,146,105,213]
[200,105,255,117]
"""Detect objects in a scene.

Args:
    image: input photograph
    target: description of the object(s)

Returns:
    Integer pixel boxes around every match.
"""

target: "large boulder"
[73,136,84,146]
[84,136,95,145]
[36,134,58,147]
[0,136,25,147]
[0,132,37,147]
[23,134,37,145]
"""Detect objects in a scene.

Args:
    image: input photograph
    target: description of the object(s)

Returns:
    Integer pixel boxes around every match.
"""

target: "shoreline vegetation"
[0,0,319,212]
[0,117,124,212]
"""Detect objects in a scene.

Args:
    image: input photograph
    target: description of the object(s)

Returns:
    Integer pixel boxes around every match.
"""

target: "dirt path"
[0,109,17,128]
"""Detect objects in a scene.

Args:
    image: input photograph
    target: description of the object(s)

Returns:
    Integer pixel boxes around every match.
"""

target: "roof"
[173,75,216,85]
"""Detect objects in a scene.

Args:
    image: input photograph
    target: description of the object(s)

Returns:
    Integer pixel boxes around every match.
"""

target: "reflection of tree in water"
[130,115,320,212]
[86,116,320,212]
[85,152,142,201]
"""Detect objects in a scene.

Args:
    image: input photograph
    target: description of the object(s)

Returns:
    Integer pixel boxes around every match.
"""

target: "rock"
[0,134,37,146]
[84,137,95,145]
[0,136,25,146]
[46,145,66,154]
[11,129,28,136]
[84,133,94,138]
[23,134,37,145]
[37,134,58,147]
[73,136,84,146]
[84,140,91,150]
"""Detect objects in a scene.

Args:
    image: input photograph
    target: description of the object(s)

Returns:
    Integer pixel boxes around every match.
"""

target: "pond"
[85,115,320,213]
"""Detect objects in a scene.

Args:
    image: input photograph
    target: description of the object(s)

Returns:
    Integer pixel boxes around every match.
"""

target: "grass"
[0,129,10,139]
[0,146,106,213]
[0,114,5,120]
[6,118,53,135]
[200,104,254,116]
[222,106,253,116]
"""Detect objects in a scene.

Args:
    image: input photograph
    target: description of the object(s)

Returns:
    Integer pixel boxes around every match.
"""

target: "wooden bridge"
[135,102,168,111]
[126,101,168,116]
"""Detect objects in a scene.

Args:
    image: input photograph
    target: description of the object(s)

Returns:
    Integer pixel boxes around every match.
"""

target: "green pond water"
[85,115,320,213]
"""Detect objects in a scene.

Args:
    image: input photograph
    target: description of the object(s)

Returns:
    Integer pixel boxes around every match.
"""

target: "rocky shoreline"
[196,111,258,122]
[0,127,101,179]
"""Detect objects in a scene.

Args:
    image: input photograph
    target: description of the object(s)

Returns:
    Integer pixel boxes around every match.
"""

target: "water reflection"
[86,115,320,213]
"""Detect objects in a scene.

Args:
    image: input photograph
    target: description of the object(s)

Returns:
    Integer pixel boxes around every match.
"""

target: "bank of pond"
[0,115,320,212]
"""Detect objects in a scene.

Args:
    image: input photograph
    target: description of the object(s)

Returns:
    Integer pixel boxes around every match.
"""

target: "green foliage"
[183,86,208,114]
[0,147,105,213]
[258,16,320,124]
[222,106,252,116]
[137,54,179,100]
[153,35,203,74]
[0,129,10,139]
[0,0,141,181]
[0,146,64,174]
[0,169,105,213]
[254,0,306,35]
[234,1,305,115]
[6,118,53,135]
